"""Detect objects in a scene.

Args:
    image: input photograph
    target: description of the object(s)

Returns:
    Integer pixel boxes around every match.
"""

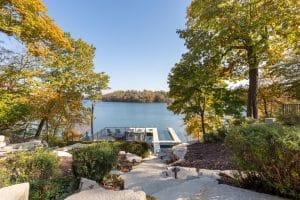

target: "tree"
[272,50,300,100]
[32,34,109,138]
[0,48,37,132]
[181,0,300,119]
[0,0,70,55]
[168,52,245,141]
[258,68,284,117]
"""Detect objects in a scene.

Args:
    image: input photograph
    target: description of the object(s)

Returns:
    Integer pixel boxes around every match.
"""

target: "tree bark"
[247,46,259,119]
[200,111,206,136]
[91,102,94,140]
[35,118,46,138]
[263,97,268,117]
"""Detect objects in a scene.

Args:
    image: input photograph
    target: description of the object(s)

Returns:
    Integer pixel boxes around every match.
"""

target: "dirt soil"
[178,142,235,170]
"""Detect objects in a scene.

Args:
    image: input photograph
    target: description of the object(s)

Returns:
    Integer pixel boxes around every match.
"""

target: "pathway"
[121,157,285,200]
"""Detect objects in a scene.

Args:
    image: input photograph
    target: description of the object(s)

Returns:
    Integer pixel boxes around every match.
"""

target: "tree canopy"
[0,2,109,139]
[181,0,300,119]
[168,52,245,140]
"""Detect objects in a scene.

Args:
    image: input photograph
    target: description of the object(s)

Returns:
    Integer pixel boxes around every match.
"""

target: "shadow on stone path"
[121,157,286,200]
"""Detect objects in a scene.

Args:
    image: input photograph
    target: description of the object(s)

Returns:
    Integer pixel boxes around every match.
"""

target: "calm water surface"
[86,102,189,142]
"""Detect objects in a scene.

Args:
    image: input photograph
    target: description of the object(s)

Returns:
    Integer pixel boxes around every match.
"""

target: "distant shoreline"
[101,100,168,103]
[101,90,170,103]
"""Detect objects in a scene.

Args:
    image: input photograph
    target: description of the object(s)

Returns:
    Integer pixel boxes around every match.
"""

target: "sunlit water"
[84,102,189,142]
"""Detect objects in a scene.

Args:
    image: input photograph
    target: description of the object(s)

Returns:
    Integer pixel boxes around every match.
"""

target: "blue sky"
[41,0,190,92]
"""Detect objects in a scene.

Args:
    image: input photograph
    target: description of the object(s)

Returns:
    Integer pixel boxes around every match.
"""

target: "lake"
[85,102,189,142]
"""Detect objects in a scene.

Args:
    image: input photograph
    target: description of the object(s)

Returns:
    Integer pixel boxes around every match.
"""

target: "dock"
[95,127,182,154]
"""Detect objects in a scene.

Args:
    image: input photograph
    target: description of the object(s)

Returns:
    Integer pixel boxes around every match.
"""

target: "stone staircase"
[121,157,285,200]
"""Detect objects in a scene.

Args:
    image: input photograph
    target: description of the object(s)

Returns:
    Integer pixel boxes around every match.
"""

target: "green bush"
[72,142,118,182]
[0,149,74,200]
[225,123,300,199]
[203,126,229,143]
[280,114,300,125]
[113,141,150,158]
[81,141,151,158]
[30,176,77,200]
[44,136,67,148]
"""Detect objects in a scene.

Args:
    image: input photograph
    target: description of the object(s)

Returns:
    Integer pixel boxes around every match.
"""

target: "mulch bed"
[177,142,235,170]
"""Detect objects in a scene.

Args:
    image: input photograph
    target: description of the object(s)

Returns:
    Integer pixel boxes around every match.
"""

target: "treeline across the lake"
[102,90,169,103]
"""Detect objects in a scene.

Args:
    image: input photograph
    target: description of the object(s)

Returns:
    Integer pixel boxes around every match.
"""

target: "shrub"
[72,142,118,182]
[280,114,300,125]
[30,176,77,200]
[81,141,151,158]
[203,126,229,143]
[113,141,150,158]
[225,123,300,199]
[45,136,67,148]
[0,149,74,200]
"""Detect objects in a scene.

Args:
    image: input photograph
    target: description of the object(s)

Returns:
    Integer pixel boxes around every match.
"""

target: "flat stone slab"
[0,182,29,200]
[54,150,72,158]
[122,157,286,200]
[65,189,146,200]
[56,143,86,151]
[183,183,285,200]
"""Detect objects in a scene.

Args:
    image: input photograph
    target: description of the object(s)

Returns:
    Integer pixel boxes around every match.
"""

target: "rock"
[0,141,6,148]
[0,182,30,200]
[79,178,101,191]
[164,167,200,180]
[65,189,146,200]
[152,177,217,200]
[56,143,86,152]
[0,135,5,142]
[265,118,276,124]
[110,170,125,176]
[1,145,13,153]
[8,140,44,151]
[172,143,188,160]
[126,153,142,163]
[185,182,284,200]
[54,150,72,158]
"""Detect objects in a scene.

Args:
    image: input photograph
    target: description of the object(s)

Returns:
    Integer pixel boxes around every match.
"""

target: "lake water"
[85,102,189,142]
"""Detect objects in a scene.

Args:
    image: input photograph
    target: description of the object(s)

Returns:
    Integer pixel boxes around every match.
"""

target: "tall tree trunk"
[247,46,259,119]
[263,97,268,117]
[200,111,206,136]
[91,102,94,140]
[35,118,46,138]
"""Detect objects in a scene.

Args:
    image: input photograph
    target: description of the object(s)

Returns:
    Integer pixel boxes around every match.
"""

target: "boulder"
[9,140,44,150]
[79,178,101,191]
[172,143,188,160]
[0,182,29,200]
[65,189,146,200]
[126,153,142,163]
[54,150,72,158]
[163,167,200,180]
[265,118,276,124]
[56,143,86,152]
[110,170,125,176]
[0,141,6,148]
[0,135,5,142]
